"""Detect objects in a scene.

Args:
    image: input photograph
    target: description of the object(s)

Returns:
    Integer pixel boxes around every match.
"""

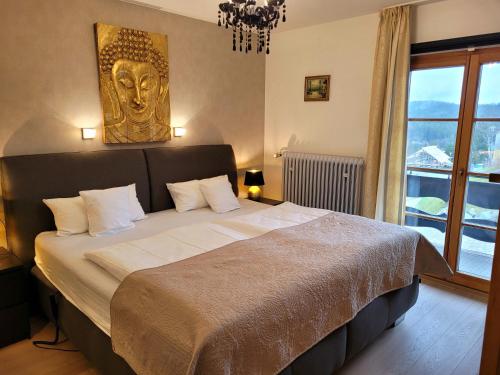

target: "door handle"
[458,168,465,177]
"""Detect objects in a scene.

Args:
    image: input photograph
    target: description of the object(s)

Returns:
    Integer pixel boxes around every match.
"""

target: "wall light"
[173,127,186,137]
[81,128,97,140]
[273,147,288,158]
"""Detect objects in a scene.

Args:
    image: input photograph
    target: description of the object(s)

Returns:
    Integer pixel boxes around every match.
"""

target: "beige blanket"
[111,212,451,375]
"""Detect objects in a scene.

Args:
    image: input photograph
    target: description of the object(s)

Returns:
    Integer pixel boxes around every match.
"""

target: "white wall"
[263,0,500,200]
[412,0,500,43]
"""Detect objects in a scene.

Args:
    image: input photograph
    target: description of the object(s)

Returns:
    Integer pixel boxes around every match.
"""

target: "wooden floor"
[0,280,487,375]
[338,279,488,375]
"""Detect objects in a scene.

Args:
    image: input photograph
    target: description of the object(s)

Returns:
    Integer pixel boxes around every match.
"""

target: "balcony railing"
[405,166,500,279]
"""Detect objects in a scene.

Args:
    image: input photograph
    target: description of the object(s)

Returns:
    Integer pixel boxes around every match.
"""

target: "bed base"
[33,267,419,375]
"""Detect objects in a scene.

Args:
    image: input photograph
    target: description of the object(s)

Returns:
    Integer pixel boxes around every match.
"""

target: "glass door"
[406,48,500,292]
[448,50,500,292]
[405,63,465,257]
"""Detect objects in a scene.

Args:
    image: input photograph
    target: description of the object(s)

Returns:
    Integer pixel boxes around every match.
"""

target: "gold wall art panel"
[95,23,171,143]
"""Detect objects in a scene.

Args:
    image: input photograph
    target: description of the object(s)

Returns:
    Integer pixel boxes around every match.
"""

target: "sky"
[409,63,500,105]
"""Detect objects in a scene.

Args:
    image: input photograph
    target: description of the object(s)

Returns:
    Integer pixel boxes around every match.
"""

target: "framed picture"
[95,23,171,144]
[304,75,331,102]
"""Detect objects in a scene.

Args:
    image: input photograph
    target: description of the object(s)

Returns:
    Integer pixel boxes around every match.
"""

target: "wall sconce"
[173,127,186,137]
[273,147,288,158]
[81,128,97,140]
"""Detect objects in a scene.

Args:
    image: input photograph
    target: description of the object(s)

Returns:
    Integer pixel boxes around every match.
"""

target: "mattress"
[34,199,269,335]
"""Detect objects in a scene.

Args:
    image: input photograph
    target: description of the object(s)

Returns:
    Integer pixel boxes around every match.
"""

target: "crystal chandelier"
[218,0,286,54]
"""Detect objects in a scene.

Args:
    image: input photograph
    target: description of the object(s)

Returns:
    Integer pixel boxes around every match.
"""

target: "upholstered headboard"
[0,145,238,264]
[144,145,238,212]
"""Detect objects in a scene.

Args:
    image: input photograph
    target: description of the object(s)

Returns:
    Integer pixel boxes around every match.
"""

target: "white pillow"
[166,180,208,213]
[199,175,240,213]
[128,184,146,221]
[80,186,135,237]
[43,196,88,236]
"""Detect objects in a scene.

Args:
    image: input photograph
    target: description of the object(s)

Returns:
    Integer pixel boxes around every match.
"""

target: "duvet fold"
[85,203,329,280]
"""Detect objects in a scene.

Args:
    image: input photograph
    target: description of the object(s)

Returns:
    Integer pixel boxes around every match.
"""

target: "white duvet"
[85,202,329,281]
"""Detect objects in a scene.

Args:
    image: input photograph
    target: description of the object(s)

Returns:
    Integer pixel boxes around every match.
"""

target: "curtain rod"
[383,0,434,10]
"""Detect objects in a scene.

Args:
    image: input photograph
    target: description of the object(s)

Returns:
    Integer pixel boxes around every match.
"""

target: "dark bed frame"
[1,145,419,375]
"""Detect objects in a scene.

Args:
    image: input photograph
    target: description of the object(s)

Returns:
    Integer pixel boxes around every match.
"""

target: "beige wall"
[0,0,266,248]
[263,0,500,200]
[0,0,265,168]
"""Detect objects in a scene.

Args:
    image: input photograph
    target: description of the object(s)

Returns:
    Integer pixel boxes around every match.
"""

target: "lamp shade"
[244,170,265,186]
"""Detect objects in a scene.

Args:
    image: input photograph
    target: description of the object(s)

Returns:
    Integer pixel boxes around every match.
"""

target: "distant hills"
[407,100,500,170]
[409,100,500,119]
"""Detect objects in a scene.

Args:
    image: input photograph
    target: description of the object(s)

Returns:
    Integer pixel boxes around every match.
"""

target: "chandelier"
[218,0,286,54]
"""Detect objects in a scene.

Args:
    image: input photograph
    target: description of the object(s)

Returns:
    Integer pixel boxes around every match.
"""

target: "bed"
[0,145,450,375]
[34,199,269,335]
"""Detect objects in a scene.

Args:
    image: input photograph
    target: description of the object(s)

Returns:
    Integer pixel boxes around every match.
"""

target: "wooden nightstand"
[0,248,30,347]
[255,197,284,206]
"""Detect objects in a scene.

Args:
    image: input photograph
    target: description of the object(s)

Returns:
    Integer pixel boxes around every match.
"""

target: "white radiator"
[282,152,364,215]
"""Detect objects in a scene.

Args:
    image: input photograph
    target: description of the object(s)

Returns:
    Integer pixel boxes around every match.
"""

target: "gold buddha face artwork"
[95,24,171,144]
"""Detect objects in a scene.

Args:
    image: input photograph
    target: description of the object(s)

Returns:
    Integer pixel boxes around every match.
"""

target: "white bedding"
[86,202,329,281]
[35,199,270,335]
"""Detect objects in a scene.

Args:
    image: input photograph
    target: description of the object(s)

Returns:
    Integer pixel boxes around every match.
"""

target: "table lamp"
[244,170,265,201]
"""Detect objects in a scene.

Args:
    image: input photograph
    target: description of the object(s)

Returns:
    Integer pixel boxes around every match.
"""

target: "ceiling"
[122,0,414,32]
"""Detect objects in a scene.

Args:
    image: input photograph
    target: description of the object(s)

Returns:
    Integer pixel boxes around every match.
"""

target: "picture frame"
[304,75,331,102]
[95,23,171,144]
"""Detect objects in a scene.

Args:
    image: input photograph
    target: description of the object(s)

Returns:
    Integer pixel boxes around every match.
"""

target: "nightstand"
[0,248,30,347]
[256,197,284,206]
